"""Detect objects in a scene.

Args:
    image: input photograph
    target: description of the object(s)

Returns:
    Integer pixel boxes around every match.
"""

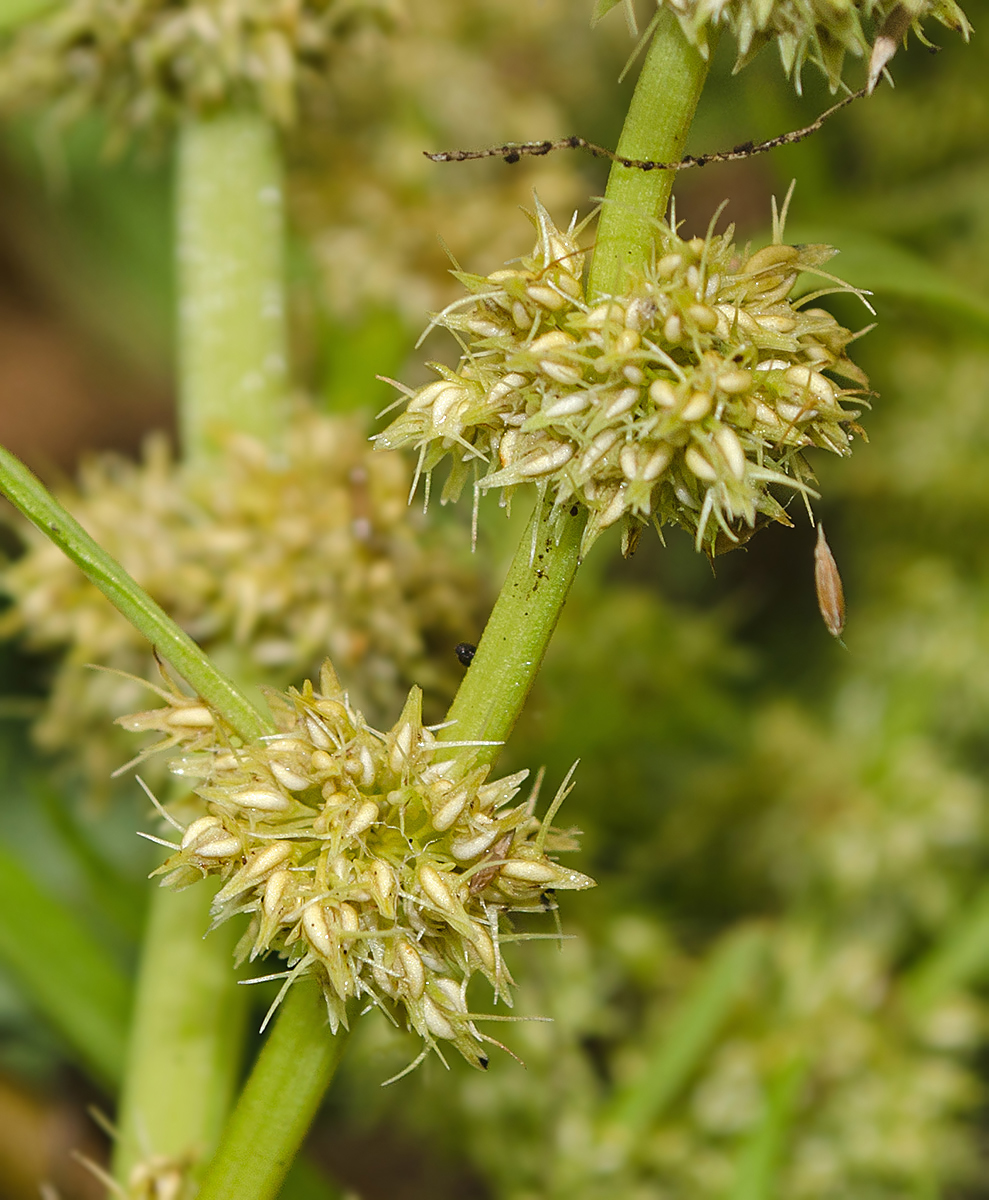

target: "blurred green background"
[1,1,988,1196]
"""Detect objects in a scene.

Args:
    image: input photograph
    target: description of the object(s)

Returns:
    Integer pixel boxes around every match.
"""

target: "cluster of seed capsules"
[126,661,593,1067]
[654,0,969,89]
[375,200,871,559]
[0,0,395,137]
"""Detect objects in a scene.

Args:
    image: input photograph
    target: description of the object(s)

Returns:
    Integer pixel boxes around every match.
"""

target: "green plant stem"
[441,499,586,769]
[0,445,273,742]
[196,979,348,1200]
[587,10,713,300]
[441,23,711,769]
[112,882,248,1187]
[177,111,289,463]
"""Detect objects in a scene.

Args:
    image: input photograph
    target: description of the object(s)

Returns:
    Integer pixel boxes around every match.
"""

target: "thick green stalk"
[177,112,289,463]
[587,10,712,300]
[441,500,585,767]
[195,980,348,1200]
[112,883,247,1188]
[107,106,290,1200]
[0,445,273,742]
[441,20,711,768]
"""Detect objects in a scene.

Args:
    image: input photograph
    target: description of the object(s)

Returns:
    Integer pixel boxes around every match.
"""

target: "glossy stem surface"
[177,111,289,462]
[112,883,248,1187]
[588,10,712,300]
[196,980,348,1200]
[0,445,273,741]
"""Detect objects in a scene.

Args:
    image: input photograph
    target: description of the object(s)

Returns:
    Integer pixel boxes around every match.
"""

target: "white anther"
[371,859,394,902]
[303,904,335,958]
[397,940,425,999]
[642,446,673,481]
[270,762,310,792]
[500,859,559,883]
[195,836,242,859]
[517,442,575,477]
[305,717,333,750]
[685,447,718,482]
[579,430,618,474]
[785,365,836,402]
[167,706,214,728]
[451,829,500,860]
[422,996,455,1041]
[526,285,567,310]
[346,800,378,838]
[655,253,682,277]
[432,789,470,831]
[238,842,293,887]
[530,330,574,353]
[543,393,590,419]
[715,427,746,479]
[681,392,712,422]
[235,789,291,812]
[604,387,640,419]
[181,815,222,850]
[419,865,457,911]
[649,379,677,408]
[615,329,640,355]
[541,362,582,386]
[262,869,291,918]
[338,903,360,934]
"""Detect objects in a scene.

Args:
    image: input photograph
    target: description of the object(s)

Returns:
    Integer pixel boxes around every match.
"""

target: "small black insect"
[455,641,477,667]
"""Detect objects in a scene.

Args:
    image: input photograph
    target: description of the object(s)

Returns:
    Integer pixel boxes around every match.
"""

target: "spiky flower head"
[609,0,971,91]
[126,661,593,1068]
[376,197,871,559]
[0,409,483,791]
[0,0,397,141]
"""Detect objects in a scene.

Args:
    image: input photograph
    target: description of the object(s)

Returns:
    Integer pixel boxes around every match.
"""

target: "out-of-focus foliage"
[1,410,485,795]
[1,2,988,1199]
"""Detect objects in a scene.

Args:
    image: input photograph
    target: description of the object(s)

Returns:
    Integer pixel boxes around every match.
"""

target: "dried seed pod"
[814,523,846,640]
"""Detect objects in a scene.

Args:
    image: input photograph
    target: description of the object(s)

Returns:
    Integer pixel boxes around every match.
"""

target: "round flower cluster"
[375,199,871,559]
[646,0,970,90]
[0,0,396,140]
[126,661,593,1067]
[0,409,483,790]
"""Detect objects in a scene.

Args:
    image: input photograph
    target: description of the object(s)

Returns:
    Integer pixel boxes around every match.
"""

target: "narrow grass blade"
[606,927,764,1134]
[0,444,273,742]
[728,1057,805,1200]
[0,842,129,1089]
[903,881,989,1016]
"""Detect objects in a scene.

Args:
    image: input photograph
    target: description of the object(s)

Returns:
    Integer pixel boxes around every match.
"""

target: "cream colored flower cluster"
[0,410,481,789]
[0,0,397,138]
[376,200,870,558]
[126,661,593,1067]
[648,0,970,89]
